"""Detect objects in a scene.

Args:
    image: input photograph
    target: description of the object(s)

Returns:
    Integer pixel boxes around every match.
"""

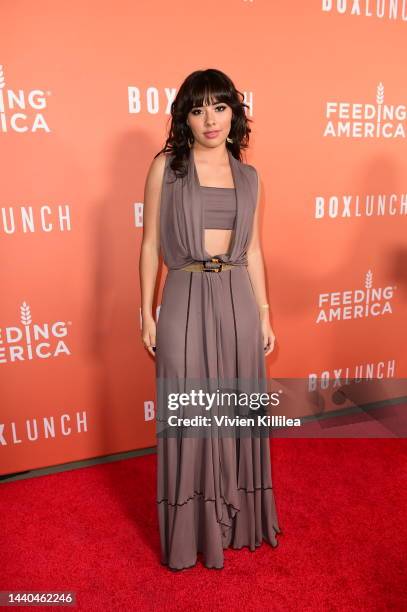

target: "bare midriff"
[204,228,234,259]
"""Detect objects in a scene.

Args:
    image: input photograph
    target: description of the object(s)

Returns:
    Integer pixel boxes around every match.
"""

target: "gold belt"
[180,257,234,273]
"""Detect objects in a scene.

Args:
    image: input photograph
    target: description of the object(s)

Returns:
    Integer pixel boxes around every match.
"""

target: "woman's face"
[187,98,233,148]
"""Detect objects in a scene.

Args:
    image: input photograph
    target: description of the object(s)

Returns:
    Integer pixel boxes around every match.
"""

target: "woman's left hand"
[260,316,276,356]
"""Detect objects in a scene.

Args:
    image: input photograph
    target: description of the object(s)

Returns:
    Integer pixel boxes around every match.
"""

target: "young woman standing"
[140,68,281,571]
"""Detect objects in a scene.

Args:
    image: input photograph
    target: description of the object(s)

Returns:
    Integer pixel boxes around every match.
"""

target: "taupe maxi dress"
[155,147,281,570]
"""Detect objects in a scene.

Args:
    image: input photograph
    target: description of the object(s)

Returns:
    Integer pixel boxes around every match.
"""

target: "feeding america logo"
[317,269,397,323]
[324,83,406,138]
[0,65,51,133]
[0,302,71,363]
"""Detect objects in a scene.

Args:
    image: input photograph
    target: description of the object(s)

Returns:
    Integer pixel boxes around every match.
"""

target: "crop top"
[201,186,237,230]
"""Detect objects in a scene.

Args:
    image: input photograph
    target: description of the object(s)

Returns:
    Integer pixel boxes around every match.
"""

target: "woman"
[139,68,281,571]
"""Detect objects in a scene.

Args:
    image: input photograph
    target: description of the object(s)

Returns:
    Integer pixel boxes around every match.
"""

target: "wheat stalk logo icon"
[365,269,373,304]
[376,83,384,136]
[20,301,32,343]
[376,82,384,105]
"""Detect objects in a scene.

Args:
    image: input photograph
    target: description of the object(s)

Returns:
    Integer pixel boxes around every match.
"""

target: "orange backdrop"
[1,0,406,475]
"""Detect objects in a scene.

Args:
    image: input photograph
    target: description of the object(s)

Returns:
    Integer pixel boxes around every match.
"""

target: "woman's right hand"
[142,314,157,358]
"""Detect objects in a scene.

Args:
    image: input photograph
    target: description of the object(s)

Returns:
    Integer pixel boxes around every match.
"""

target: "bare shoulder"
[144,153,171,207]
[146,151,168,185]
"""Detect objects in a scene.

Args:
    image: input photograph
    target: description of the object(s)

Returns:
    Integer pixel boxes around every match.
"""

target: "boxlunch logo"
[0,65,51,133]
[314,192,407,219]
[317,270,396,323]
[308,358,397,390]
[324,83,406,138]
[322,0,407,21]
[0,302,71,363]
[127,85,253,117]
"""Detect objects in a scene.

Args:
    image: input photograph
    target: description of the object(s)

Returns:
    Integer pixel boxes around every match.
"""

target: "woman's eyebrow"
[191,102,221,109]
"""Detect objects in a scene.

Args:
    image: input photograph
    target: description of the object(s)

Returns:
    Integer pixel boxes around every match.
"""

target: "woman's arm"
[139,152,166,357]
[246,168,276,356]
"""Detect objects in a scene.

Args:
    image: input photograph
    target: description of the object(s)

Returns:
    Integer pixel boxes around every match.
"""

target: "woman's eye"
[190,105,226,116]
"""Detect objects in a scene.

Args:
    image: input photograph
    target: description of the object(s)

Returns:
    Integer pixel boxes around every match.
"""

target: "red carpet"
[2,439,406,611]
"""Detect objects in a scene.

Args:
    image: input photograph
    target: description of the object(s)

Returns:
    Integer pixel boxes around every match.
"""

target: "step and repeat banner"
[1,1,406,475]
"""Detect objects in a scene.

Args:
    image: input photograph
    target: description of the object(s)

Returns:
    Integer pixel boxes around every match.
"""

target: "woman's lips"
[203,130,220,139]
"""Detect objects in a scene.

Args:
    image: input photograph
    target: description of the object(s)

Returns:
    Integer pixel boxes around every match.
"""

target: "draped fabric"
[155,147,281,570]
[159,147,256,269]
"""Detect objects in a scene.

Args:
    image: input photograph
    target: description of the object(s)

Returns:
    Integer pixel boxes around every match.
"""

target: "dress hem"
[157,485,274,508]
[160,533,282,572]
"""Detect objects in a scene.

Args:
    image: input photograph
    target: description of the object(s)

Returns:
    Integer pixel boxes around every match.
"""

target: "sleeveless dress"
[155,148,281,570]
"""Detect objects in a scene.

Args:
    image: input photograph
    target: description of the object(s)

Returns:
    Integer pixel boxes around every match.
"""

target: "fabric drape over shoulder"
[159,147,258,270]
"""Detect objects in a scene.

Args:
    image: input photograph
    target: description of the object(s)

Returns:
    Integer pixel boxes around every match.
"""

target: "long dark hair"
[154,68,252,179]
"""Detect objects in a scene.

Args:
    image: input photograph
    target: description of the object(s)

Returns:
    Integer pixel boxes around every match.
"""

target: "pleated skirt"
[155,265,281,570]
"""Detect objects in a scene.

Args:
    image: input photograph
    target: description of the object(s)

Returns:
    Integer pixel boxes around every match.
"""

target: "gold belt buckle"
[203,257,222,272]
